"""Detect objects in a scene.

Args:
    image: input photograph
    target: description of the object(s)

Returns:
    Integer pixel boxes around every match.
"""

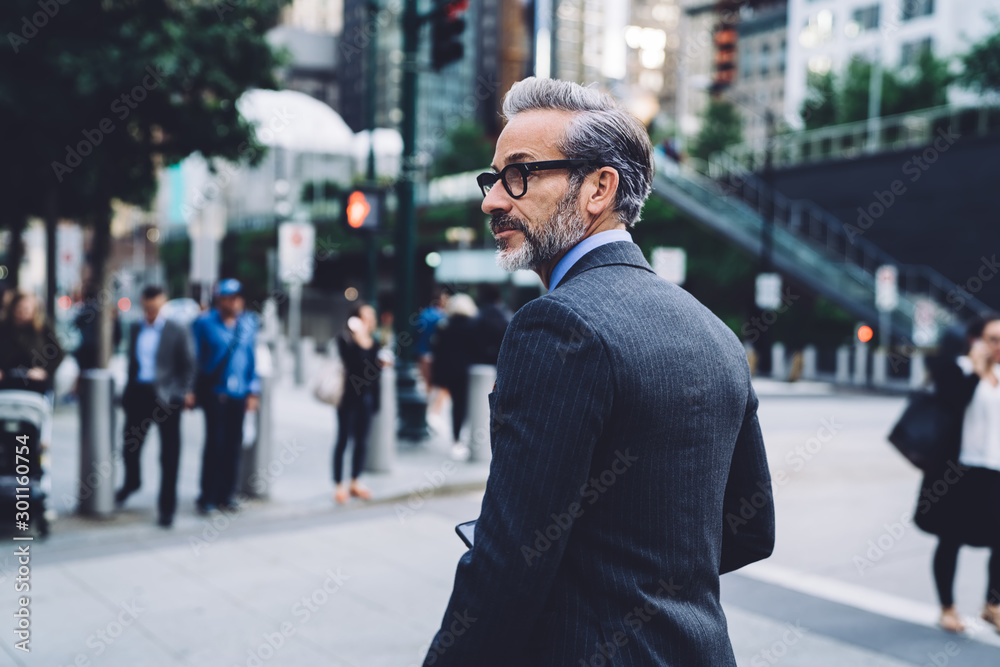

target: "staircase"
[651,155,991,345]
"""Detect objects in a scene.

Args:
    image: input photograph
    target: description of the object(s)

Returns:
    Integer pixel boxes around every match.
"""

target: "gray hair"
[501,77,654,228]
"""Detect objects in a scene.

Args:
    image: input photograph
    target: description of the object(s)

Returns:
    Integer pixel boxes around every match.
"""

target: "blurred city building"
[731,0,787,145]
[784,0,1000,125]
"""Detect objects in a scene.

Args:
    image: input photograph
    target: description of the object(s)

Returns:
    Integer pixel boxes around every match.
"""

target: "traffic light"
[342,188,382,232]
[431,0,469,71]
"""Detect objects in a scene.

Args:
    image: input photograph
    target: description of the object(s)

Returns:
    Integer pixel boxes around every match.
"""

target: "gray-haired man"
[424,78,775,666]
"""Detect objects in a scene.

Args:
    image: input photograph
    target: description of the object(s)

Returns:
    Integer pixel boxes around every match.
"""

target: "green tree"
[958,22,1000,95]
[801,71,837,130]
[690,99,743,162]
[0,0,287,366]
[433,122,496,176]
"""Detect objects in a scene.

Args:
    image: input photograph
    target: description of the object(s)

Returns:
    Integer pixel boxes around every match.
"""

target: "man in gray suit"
[424,78,775,666]
[116,285,196,528]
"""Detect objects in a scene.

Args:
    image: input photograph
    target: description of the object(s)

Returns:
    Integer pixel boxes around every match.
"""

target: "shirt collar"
[548,229,634,291]
[142,313,166,331]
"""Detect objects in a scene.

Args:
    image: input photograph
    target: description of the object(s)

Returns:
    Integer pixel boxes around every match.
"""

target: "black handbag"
[888,391,960,472]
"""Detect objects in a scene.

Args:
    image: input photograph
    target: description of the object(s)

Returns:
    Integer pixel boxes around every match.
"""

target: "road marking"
[739,561,1000,648]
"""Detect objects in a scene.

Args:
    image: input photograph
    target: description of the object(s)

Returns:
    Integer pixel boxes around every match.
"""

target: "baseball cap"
[217,279,242,296]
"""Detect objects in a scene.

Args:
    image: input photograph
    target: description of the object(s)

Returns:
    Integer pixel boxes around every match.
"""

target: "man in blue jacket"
[424,78,775,666]
[191,279,259,514]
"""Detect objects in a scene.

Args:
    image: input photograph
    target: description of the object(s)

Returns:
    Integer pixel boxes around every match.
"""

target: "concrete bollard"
[872,349,888,386]
[802,345,818,380]
[366,364,397,473]
[853,344,869,386]
[835,346,851,384]
[241,343,274,499]
[466,365,496,463]
[771,342,787,381]
[78,369,115,517]
[910,352,926,389]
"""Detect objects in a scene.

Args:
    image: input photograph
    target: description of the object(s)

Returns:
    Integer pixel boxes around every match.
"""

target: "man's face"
[482,109,589,272]
[983,320,1000,364]
[217,294,242,317]
[141,294,166,323]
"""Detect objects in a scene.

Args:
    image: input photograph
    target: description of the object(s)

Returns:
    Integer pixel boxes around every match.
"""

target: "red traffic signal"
[342,189,382,231]
[432,0,468,71]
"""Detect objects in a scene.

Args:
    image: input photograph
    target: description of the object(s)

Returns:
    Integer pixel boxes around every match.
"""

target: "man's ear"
[584,166,619,219]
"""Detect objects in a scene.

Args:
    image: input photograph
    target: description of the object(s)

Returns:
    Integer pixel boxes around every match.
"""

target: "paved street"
[2,379,1000,666]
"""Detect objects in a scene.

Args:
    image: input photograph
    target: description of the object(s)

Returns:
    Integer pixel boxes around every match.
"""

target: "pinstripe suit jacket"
[425,240,775,666]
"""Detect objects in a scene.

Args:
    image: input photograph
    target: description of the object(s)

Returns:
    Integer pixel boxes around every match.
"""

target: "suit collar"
[554,240,654,289]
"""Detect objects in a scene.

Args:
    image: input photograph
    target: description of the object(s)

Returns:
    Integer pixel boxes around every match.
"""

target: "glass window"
[760,43,771,77]
[850,5,880,33]
[901,0,934,21]
[900,37,932,66]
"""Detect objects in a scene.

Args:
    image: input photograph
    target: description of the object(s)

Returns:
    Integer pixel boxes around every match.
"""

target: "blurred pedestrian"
[332,303,381,504]
[425,77,773,665]
[473,284,511,365]
[0,291,64,394]
[115,286,197,528]
[191,279,260,514]
[417,289,449,420]
[430,293,479,461]
[916,314,1000,633]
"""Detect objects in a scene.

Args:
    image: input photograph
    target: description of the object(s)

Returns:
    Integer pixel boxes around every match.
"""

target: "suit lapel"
[555,241,655,289]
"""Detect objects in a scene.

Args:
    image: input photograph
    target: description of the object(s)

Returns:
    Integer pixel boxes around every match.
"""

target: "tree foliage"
[800,49,953,129]
[0,0,288,364]
[958,22,1000,95]
[690,99,743,161]
[433,122,496,177]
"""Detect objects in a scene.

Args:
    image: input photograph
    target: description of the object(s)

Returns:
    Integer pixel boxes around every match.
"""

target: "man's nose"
[481,184,511,216]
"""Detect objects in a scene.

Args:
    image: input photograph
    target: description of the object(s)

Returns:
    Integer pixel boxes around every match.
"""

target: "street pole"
[366,0,379,304]
[867,46,882,153]
[289,280,303,386]
[394,0,428,441]
[756,109,776,375]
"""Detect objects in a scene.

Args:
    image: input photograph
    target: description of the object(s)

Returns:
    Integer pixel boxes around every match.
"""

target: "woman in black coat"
[430,294,479,461]
[916,316,1000,633]
[332,303,381,504]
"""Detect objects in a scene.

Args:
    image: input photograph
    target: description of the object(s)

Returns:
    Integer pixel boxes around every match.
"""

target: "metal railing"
[709,104,1000,179]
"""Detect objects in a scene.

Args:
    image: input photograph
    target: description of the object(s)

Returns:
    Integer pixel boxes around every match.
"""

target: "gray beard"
[495,184,588,273]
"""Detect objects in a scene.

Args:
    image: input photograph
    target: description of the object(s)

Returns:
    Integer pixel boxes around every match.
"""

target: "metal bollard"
[853,343,869,386]
[78,369,115,517]
[771,342,787,381]
[872,349,888,386]
[241,343,274,499]
[366,364,397,473]
[802,345,818,380]
[835,346,851,384]
[466,365,496,463]
[910,352,926,389]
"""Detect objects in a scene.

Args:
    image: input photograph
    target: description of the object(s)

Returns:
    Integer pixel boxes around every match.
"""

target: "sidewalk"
[42,373,492,542]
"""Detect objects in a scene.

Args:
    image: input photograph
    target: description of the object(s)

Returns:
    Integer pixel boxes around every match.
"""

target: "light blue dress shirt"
[136,316,165,384]
[548,229,634,291]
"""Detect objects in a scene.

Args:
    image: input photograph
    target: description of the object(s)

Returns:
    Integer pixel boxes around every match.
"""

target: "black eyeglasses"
[476,159,598,199]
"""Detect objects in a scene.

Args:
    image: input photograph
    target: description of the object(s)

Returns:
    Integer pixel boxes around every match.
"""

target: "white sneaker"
[450,443,470,462]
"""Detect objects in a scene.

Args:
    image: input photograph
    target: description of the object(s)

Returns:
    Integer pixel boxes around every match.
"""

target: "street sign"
[651,247,686,285]
[912,298,939,347]
[278,221,315,284]
[56,224,83,292]
[875,265,898,312]
[755,273,782,310]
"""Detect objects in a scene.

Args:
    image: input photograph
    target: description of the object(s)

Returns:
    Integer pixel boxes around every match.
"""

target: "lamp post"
[393,0,428,441]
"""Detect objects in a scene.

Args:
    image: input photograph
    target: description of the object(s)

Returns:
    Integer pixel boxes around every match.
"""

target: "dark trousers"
[199,394,246,508]
[934,539,1000,607]
[122,384,182,519]
[333,396,373,483]
[445,374,469,443]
